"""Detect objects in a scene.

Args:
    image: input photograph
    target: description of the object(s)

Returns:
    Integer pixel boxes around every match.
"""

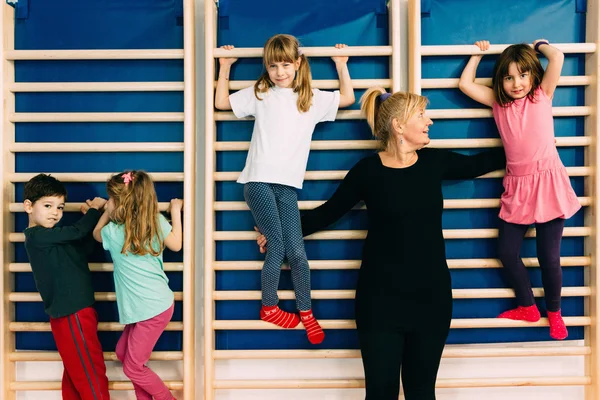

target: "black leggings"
[497,217,565,311]
[358,326,449,399]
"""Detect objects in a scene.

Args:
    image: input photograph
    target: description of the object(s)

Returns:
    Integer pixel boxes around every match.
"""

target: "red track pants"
[50,306,110,400]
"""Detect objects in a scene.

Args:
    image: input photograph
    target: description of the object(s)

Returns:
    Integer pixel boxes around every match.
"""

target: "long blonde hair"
[254,34,313,113]
[106,170,163,256]
[360,88,428,150]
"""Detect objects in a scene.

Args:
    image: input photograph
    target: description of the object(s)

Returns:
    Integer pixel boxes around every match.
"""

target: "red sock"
[497,304,540,322]
[260,305,300,328]
[547,310,568,340]
[299,310,325,345]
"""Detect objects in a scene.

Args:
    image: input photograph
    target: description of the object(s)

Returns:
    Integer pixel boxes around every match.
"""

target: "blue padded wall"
[13,0,185,352]
[214,0,586,351]
[13,0,588,353]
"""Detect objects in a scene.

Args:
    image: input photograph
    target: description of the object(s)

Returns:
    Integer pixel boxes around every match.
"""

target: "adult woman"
[258,89,506,399]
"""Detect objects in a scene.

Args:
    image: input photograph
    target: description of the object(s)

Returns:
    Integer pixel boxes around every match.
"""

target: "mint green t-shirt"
[101,214,174,324]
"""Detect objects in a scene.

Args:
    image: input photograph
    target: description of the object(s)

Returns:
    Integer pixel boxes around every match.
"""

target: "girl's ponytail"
[360,87,387,137]
[254,72,272,96]
[293,54,313,113]
[360,88,428,151]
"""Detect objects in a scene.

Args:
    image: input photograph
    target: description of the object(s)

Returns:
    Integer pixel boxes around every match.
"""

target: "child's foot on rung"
[299,310,325,345]
[497,304,540,322]
[260,305,300,328]
[547,310,568,340]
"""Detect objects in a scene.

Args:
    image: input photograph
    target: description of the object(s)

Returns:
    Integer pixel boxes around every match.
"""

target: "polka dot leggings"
[244,182,312,311]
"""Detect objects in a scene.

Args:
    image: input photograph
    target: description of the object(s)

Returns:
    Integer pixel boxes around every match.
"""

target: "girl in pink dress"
[459,39,581,340]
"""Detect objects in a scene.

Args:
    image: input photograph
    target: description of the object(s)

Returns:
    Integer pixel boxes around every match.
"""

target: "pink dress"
[492,87,581,225]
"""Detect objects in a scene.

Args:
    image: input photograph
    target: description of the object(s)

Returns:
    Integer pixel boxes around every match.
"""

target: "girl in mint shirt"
[93,170,182,400]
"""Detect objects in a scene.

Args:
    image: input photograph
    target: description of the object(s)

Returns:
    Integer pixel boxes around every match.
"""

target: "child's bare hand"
[80,203,90,214]
[254,226,267,254]
[474,40,490,52]
[219,45,238,66]
[169,198,184,213]
[331,43,349,64]
[87,197,107,210]
[533,38,549,47]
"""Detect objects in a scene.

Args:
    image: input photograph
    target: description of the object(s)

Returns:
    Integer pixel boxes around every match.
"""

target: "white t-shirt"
[230,85,340,189]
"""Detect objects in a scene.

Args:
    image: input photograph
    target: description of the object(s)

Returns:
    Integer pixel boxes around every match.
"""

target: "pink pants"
[116,303,175,400]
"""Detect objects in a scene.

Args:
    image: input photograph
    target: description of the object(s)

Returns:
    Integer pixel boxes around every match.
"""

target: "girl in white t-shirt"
[215,33,354,344]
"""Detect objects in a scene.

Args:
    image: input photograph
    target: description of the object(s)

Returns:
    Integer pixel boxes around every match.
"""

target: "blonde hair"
[106,170,163,256]
[492,44,544,106]
[254,34,313,113]
[360,88,429,150]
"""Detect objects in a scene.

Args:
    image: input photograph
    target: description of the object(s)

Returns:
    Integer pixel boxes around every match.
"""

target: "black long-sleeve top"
[24,209,100,318]
[301,148,506,329]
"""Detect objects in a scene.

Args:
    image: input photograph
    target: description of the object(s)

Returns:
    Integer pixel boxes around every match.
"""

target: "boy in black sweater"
[23,174,110,400]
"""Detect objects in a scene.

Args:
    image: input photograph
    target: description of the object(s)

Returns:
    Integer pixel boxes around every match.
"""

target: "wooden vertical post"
[584,1,600,399]
[203,1,217,399]
[0,3,16,400]
[408,0,421,94]
[389,0,401,92]
[183,0,197,398]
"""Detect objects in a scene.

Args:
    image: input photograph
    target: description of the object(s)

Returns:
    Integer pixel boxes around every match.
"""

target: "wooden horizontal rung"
[212,317,591,330]
[222,79,392,91]
[4,49,185,61]
[213,197,591,211]
[427,106,592,119]
[10,112,184,123]
[214,137,593,151]
[210,227,590,242]
[214,107,591,121]
[228,76,591,91]
[9,292,184,302]
[11,137,591,155]
[8,226,580,243]
[10,202,172,213]
[212,287,590,301]
[215,110,361,121]
[8,172,184,183]
[10,380,183,391]
[446,257,591,268]
[213,166,591,181]
[216,140,378,151]
[9,351,183,362]
[442,197,591,209]
[9,322,183,332]
[213,46,392,58]
[422,76,592,89]
[213,345,591,359]
[213,376,591,389]
[420,43,597,56]
[458,286,590,299]
[9,82,185,92]
[10,142,184,153]
[8,262,184,273]
[212,256,591,271]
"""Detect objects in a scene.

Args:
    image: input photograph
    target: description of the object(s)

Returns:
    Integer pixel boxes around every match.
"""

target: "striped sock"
[300,310,325,345]
[260,305,300,328]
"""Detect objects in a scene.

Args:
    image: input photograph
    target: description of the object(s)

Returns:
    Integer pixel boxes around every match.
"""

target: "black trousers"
[497,217,565,311]
[358,325,450,400]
